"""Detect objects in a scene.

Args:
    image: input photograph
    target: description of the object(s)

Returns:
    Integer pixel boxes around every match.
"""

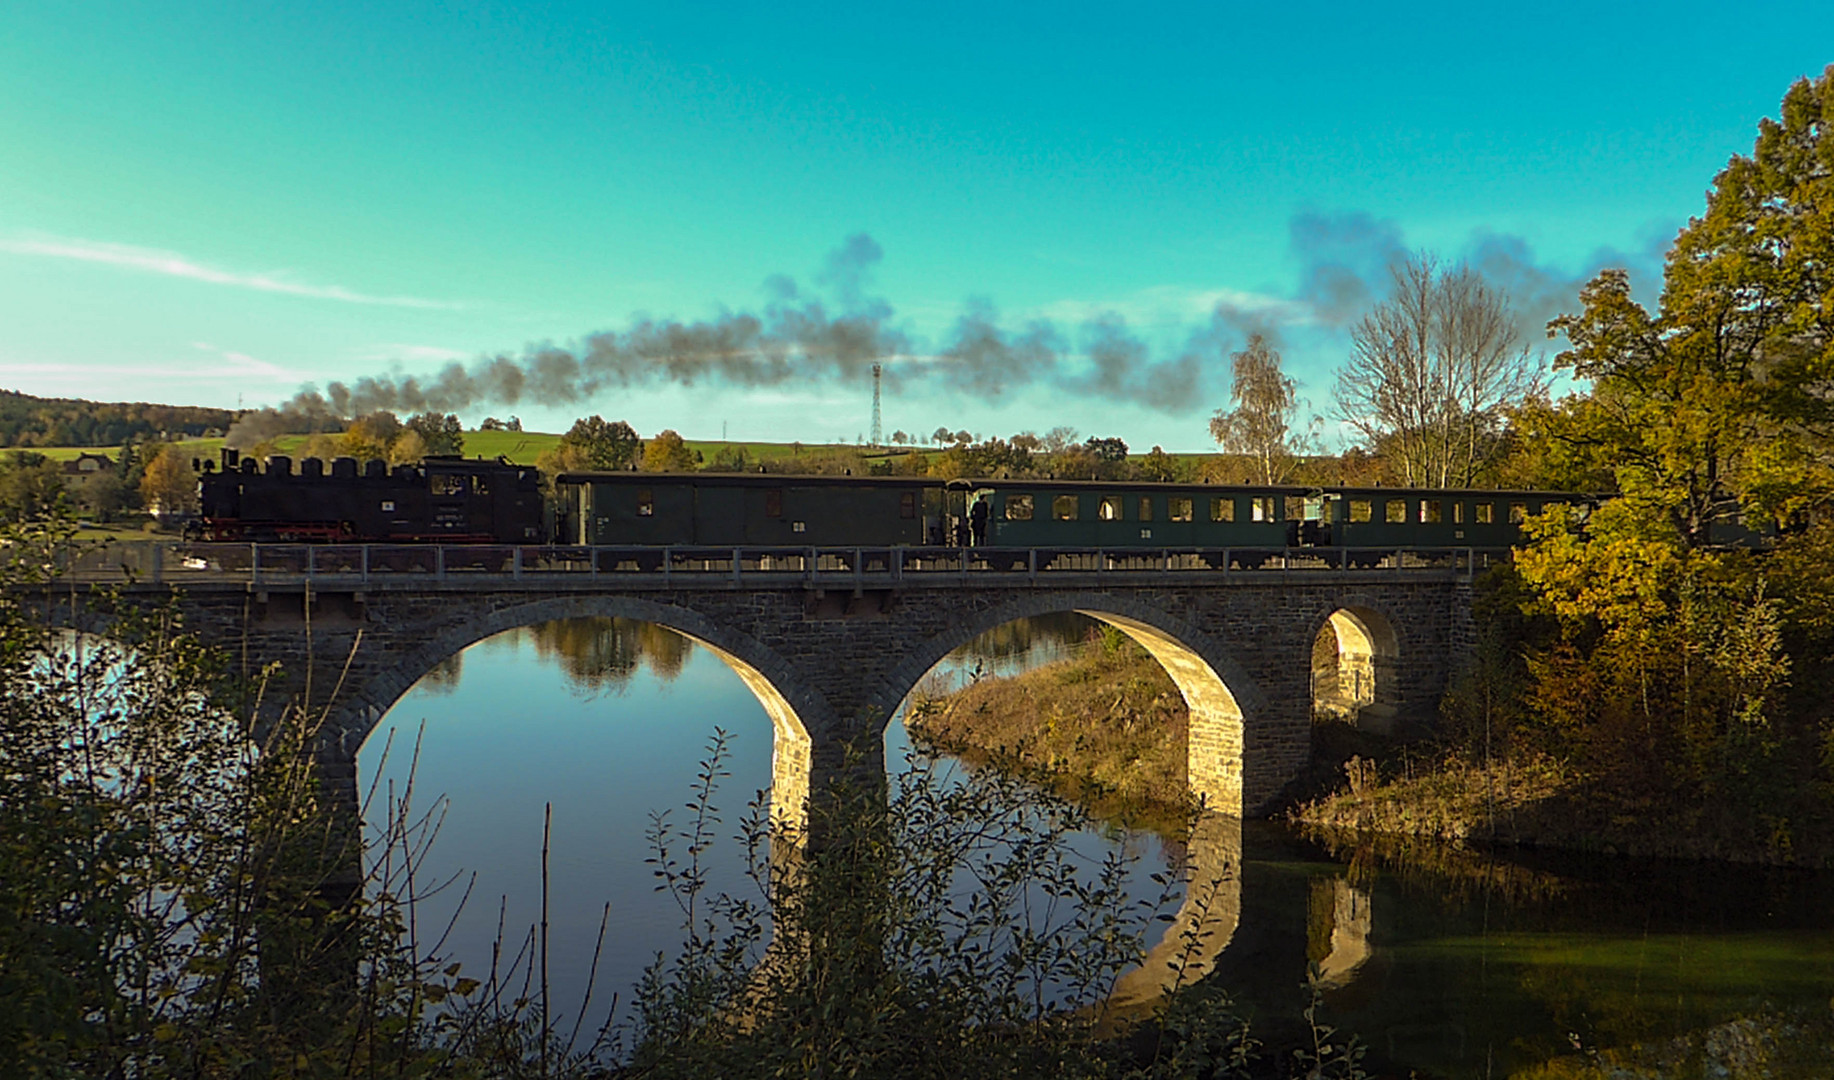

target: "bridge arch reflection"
[348,596,821,831]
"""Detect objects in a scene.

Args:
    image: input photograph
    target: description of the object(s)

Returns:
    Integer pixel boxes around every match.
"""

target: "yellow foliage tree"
[641,429,697,473]
[139,445,196,517]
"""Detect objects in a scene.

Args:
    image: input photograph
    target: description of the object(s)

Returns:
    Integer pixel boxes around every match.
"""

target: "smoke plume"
[1289,210,1675,343]
[229,219,1678,446]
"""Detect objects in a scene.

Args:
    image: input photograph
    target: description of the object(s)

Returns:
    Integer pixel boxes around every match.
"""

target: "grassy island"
[905,632,1199,830]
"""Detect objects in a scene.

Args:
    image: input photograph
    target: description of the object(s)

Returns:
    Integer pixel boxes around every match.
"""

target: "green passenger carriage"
[554,471,1580,555]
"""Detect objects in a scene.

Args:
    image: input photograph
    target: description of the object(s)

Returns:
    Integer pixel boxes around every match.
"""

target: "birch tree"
[1334,255,1544,487]
[1209,333,1316,484]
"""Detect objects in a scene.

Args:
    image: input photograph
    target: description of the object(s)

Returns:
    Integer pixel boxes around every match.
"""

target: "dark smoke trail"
[227,219,1679,447]
[230,233,1231,446]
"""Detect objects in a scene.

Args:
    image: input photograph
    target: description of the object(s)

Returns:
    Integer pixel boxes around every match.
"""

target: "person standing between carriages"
[969,493,990,547]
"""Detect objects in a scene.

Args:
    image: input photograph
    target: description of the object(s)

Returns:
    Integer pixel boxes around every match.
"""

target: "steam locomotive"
[189,448,544,543]
[190,446,1581,552]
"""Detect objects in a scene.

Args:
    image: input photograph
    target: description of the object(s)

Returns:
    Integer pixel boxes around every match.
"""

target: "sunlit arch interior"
[1077,611,1245,818]
[1310,606,1399,733]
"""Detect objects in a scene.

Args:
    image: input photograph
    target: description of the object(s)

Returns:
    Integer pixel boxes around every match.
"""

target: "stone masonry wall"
[68,574,1471,823]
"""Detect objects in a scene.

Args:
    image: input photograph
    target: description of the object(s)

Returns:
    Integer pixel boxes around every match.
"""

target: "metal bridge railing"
[45,541,1511,588]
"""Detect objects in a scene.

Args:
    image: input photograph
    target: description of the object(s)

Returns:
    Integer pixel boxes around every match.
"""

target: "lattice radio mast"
[869,363,883,447]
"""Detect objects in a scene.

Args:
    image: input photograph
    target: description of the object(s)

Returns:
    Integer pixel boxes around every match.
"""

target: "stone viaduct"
[43,545,1482,832]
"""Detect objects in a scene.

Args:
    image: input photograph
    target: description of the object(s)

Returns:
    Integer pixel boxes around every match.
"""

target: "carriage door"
[1301,495,1334,546]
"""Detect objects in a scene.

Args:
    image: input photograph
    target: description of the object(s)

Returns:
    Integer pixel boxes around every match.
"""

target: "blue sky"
[2,2,1830,450]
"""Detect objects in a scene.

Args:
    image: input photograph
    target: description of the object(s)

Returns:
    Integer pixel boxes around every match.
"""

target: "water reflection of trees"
[418,653,465,695]
[947,612,1098,664]
[1296,824,1569,908]
[520,617,692,692]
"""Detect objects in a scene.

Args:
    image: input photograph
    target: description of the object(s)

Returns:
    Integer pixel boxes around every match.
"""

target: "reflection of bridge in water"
[1107,816,1373,1017]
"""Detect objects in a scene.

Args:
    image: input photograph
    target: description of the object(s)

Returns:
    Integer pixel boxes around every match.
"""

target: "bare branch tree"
[1334,254,1545,487]
[1208,333,1318,484]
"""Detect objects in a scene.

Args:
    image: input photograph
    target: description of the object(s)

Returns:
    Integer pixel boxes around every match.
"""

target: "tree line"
[0,390,236,448]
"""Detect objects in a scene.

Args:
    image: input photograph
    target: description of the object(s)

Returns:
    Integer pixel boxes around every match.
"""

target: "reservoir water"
[362,616,1834,1076]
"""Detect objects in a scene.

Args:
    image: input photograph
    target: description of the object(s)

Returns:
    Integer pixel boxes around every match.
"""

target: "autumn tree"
[539,415,641,475]
[339,411,402,462]
[1209,333,1317,484]
[1082,436,1128,463]
[1490,68,1834,839]
[138,445,195,517]
[0,453,67,522]
[1335,254,1544,487]
[1139,446,1180,482]
[387,429,429,465]
[404,412,464,456]
[1544,66,1834,545]
[642,429,697,472]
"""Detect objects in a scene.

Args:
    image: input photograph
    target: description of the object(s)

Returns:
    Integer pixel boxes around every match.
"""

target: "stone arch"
[878,592,1268,817]
[333,595,827,831]
[1310,602,1401,734]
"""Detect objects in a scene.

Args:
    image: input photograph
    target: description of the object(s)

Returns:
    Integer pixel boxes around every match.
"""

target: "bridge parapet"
[50,541,1503,591]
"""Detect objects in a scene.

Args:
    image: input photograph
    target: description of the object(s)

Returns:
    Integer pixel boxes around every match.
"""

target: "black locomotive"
[190,448,544,543]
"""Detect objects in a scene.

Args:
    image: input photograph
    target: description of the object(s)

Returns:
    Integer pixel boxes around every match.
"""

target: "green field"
[17,431,898,469]
[16,430,1232,474]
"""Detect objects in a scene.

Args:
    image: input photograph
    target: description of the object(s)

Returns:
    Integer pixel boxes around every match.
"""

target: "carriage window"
[637,489,654,517]
[765,489,783,517]
[1385,500,1406,523]
[1419,499,1442,524]
[1251,496,1275,522]
[1099,496,1122,521]
[1285,496,1306,521]
[900,491,917,519]
[1210,497,1234,522]
[1475,502,1494,524]
[1350,499,1373,522]
[430,474,466,497]
[1138,497,1153,522]
[1169,497,1193,522]
[1052,495,1078,521]
[1453,501,1465,524]
[1509,501,1527,524]
[1005,494,1034,521]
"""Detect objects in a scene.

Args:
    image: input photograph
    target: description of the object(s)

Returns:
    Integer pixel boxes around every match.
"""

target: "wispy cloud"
[355,343,476,363]
[0,342,299,382]
[0,234,461,309]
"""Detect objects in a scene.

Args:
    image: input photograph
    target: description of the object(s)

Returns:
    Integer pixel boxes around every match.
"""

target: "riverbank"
[1288,752,1834,866]
[914,638,1834,867]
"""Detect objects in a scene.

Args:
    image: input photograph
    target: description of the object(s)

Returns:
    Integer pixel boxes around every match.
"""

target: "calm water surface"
[363,616,1834,1076]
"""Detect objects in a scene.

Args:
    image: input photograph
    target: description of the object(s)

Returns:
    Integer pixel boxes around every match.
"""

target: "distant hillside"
[0,389,237,448]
